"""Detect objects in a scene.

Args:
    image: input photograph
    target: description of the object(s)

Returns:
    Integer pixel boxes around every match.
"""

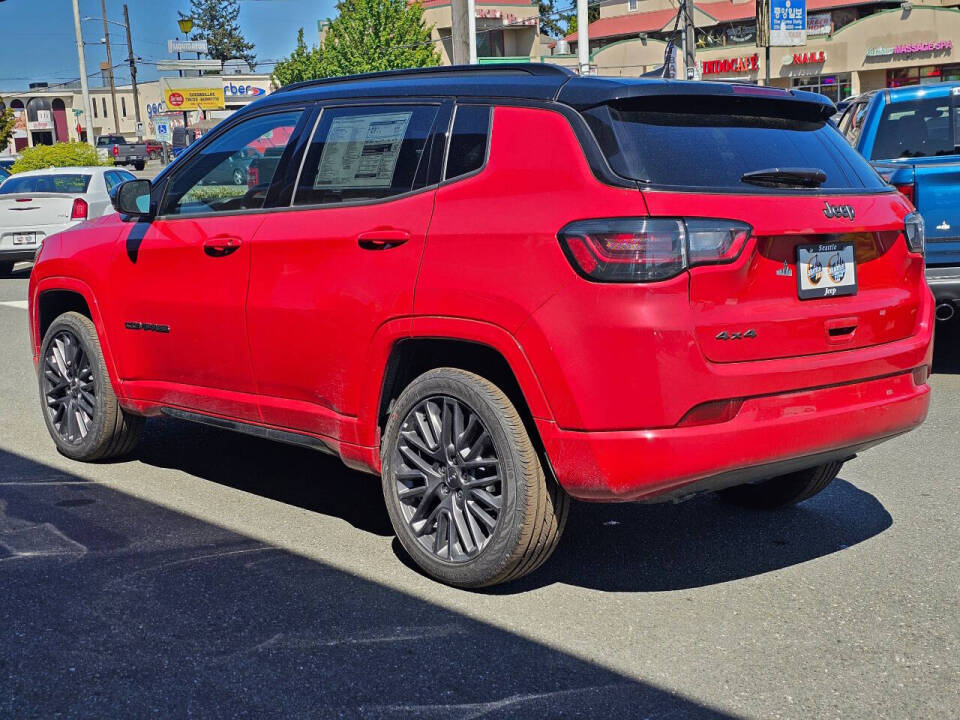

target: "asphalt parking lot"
[1,267,958,719]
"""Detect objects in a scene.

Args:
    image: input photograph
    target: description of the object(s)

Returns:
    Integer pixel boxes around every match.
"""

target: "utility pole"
[451,0,469,64]
[123,4,141,132]
[467,0,477,64]
[71,0,96,146]
[576,0,589,75]
[682,0,696,80]
[100,0,120,134]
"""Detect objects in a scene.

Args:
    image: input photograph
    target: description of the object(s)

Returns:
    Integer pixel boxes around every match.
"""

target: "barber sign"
[770,0,806,47]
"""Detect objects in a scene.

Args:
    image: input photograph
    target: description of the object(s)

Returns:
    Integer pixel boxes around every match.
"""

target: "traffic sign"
[156,122,172,144]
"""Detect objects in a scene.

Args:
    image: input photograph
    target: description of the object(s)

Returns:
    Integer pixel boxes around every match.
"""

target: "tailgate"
[913,158,960,265]
[0,194,77,246]
[643,192,924,363]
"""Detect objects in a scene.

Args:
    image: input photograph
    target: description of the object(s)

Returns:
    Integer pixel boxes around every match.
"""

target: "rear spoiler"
[556,77,836,120]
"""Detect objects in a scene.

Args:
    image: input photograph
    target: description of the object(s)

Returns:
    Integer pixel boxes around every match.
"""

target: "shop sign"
[224,82,267,99]
[475,9,537,26]
[807,13,832,36]
[161,77,225,111]
[27,109,53,131]
[770,0,806,47]
[867,40,952,58]
[168,39,208,54]
[724,24,756,45]
[702,53,759,75]
[785,50,826,65]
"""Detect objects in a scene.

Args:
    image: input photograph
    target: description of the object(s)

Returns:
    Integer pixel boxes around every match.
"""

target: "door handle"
[203,235,242,257]
[357,230,410,250]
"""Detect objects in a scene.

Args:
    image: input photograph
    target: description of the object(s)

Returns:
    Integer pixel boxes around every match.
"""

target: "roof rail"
[273,63,576,94]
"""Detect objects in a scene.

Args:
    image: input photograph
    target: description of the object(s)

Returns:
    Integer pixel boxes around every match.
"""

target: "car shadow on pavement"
[0,263,31,280]
[0,447,734,719]
[932,319,960,374]
[131,416,892,597]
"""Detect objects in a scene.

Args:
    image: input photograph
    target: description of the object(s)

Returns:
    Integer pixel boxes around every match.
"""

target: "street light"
[177,17,194,34]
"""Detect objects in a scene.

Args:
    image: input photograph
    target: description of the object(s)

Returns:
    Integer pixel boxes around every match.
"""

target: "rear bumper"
[538,370,930,502]
[926,266,960,306]
[0,247,38,263]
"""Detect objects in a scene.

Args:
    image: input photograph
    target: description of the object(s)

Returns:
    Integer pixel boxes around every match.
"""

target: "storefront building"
[556,2,960,102]
[418,0,549,64]
[2,75,273,154]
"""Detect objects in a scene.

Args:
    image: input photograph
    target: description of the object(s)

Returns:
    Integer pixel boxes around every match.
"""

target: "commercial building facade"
[2,75,274,154]
[560,1,960,101]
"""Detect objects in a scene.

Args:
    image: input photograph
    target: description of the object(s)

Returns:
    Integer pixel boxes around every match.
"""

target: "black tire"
[0,261,13,276]
[38,312,145,461]
[382,368,569,588]
[232,169,245,186]
[719,461,843,509]
[134,161,145,171]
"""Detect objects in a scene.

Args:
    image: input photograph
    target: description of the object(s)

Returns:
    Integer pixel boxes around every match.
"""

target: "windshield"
[870,96,960,160]
[0,174,91,195]
[585,99,888,192]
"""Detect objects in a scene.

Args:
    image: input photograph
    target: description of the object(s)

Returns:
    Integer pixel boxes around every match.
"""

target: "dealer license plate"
[797,242,857,299]
[13,233,37,245]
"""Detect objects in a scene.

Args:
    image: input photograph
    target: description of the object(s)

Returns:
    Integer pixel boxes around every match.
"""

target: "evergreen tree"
[0,98,15,150]
[272,28,324,87]
[181,0,256,68]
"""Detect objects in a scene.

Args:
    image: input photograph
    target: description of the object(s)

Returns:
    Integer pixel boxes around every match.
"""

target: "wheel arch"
[32,278,122,399]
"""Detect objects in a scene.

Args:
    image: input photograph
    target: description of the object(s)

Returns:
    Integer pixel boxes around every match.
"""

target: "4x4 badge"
[823,202,855,220]
[776,261,793,277]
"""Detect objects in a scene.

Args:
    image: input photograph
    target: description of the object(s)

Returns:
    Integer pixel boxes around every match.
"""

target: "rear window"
[870,96,960,160]
[584,99,887,192]
[0,174,91,195]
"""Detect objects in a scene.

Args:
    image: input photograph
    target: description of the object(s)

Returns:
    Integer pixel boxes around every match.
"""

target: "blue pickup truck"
[839,84,960,321]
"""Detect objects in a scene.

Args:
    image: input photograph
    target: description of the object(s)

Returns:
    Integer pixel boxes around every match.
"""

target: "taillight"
[112,144,119,157]
[71,198,88,220]
[895,182,915,206]
[558,218,752,283]
[904,211,924,255]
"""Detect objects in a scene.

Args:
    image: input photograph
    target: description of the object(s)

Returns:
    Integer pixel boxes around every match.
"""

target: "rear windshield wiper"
[740,167,827,188]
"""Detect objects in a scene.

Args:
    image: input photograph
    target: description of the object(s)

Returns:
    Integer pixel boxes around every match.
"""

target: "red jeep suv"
[29,65,934,587]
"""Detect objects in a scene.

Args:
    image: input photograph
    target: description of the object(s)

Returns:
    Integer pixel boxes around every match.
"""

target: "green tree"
[272,28,325,87]
[0,97,15,150]
[181,0,256,68]
[564,6,599,37]
[538,0,566,38]
[320,0,440,78]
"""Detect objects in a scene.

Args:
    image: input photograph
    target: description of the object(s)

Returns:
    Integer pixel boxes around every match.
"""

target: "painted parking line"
[0,301,28,310]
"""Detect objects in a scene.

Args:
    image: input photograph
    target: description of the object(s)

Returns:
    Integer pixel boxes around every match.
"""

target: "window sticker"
[314,112,413,189]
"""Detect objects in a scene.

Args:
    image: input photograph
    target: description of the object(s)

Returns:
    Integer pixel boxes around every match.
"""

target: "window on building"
[121,97,127,118]
[294,104,439,206]
[92,100,98,119]
[101,98,107,117]
[791,73,851,103]
[477,29,505,58]
[628,0,638,10]
[445,105,490,180]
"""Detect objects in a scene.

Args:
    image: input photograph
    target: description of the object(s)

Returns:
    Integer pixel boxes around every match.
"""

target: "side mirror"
[114,179,153,217]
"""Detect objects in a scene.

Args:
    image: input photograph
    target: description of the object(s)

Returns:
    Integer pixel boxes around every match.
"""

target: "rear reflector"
[676,399,744,427]
[558,218,751,283]
[71,198,88,220]
[912,366,929,386]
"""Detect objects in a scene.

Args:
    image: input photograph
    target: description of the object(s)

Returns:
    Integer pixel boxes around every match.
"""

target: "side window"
[160,110,302,216]
[444,105,491,181]
[842,102,867,145]
[294,104,439,206]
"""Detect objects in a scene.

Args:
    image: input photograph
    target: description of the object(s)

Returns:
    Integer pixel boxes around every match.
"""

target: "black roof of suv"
[257,63,835,116]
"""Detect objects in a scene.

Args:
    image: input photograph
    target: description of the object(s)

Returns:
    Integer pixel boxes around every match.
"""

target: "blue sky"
[0,0,337,91]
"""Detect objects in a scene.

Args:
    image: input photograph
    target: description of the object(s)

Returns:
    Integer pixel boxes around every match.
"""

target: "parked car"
[201,147,260,186]
[144,140,165,161]
[96,134,147,171]
[839,84,959,320]
[0,167,133,275]
[0,157,17,172]
[28,65,933,587]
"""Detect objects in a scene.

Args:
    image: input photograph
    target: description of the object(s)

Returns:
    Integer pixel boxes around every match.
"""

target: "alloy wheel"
[393,395,503,563]
[42,330,96,445]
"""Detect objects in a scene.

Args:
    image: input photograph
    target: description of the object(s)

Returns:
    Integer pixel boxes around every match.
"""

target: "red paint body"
[28,105,934,501]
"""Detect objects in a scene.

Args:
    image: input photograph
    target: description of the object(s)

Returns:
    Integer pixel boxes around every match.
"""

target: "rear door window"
[584,98,887,192]
[870,95,960,160]
[0,174,91,194]
[444,105,490,181]
[294,104,439,206]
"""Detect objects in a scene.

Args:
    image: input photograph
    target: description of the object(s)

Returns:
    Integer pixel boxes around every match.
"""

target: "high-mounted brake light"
[71,198,88,220]
[904,211,924,256]
[558,218,752,283]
